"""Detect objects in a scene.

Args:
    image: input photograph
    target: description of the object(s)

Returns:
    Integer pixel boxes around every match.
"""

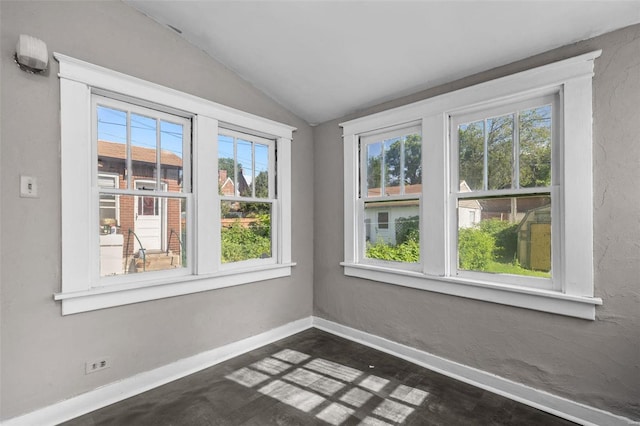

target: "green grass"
[483,261,551,278]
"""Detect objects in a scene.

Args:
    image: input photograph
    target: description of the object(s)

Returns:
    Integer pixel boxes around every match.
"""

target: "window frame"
[358,123,423,272]
[92,95,193,285]
[341,51,603,320]
[449,93,560,291]
[54,53,295,315]
[218,129,278,270]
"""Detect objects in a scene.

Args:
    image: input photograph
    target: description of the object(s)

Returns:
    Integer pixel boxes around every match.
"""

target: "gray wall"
[0,1,314,420]
[314,25,640,420]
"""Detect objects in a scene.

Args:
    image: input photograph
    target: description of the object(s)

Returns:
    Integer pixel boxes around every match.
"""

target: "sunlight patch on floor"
[284,368,345,396]
[304,358,363,382]
[225,348,429,425]
[225,367,270,387]
[250,357,292,375]
[258,379,326,413]
[316,402,355,425]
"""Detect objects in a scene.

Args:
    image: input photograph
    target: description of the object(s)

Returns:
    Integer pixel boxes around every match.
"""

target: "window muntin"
[451,94,557,288]
[218,130,276,265]
[360,125,421,266]
[94,96,191,280]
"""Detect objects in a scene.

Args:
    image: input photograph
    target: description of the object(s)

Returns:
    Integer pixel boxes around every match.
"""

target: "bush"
[366,238,419,263]
[458,227,495,271]
[478,219,517,262]
[395,215,419,245]
[221,218,271,263]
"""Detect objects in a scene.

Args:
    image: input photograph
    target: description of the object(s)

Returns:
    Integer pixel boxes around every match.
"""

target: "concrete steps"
[132,251,182,272]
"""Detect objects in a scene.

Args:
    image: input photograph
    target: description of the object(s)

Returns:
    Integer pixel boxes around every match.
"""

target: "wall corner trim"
[312,316,639,426]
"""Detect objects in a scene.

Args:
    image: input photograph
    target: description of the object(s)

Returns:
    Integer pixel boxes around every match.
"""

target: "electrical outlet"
[85,357,111,374]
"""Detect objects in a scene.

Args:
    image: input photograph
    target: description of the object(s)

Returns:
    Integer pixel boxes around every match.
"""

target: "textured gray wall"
[0,1,313,420]
[314,25,640,419]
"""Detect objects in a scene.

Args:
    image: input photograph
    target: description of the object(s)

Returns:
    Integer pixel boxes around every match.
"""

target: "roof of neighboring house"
[98,140,183,167]
[366,181,482,210]
[366,184,421,197]
[220,177,235,196]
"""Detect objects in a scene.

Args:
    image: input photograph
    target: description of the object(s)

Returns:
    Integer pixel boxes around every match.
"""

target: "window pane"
[384,137,401,195]
[237,139,253,197]
[97,106,128,189]
[98,174,119,231]
[160,120,184,192]
[99,195,186,277]
[366,142,382,197]
[131,113,159,189]
[457,195,551,278]
[487,114,513,190]
[218,134,235,196]
[404,133,422,194]
[254,143,270,198]
[458,121,485,191]
[519,105,552,188]
[364,200,419,263]
[221,201,272,263]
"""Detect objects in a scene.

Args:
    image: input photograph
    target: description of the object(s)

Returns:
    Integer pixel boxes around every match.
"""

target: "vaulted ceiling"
[126,1,640,125]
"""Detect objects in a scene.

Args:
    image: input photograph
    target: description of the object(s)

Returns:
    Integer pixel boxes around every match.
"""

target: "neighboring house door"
[134,180,166,251]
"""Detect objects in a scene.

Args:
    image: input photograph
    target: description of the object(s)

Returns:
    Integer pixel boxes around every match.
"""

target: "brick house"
[98,140,184,262]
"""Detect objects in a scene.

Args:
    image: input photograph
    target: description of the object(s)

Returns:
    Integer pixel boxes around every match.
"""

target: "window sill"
[54,263,296,315]
[340,262,601,320]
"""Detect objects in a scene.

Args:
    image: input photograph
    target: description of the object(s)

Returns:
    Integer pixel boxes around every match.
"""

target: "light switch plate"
[20,175,38,198]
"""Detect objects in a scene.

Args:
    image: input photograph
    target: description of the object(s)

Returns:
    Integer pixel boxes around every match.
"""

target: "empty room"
[1,1,639,425]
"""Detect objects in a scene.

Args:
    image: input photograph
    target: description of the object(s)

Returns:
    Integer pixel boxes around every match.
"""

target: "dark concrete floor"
[62,329,577,425]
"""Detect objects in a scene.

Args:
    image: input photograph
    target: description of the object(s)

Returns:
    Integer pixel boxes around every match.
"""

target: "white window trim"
[341,51,603,320]
[449,93,559,292]
[359,123,423,272]
[54,53,295,315]
[217,129,279,271]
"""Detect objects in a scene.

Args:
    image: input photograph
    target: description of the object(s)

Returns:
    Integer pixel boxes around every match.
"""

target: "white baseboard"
[4,315,637,426]
[312,316,639,426]
[1,317,313,426]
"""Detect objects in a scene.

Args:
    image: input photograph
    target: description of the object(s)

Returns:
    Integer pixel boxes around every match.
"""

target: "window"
[451,95,557,290]
[341,51,603,320]
[359,125,421,267]
[218,130,276,265]
[55,54,294,315]
[95,97,190,278]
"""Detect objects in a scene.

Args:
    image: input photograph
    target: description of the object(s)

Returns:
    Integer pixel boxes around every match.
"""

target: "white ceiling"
[126,1,640,125]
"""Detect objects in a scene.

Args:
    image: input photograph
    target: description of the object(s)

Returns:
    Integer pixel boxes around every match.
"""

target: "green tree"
[519,107,551,187]
[367,154,382,190]
[254,170,269,198]
[458,106,551,191]
[386,134,422,187]
[487,115,513,190]
[458,122,485,190]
